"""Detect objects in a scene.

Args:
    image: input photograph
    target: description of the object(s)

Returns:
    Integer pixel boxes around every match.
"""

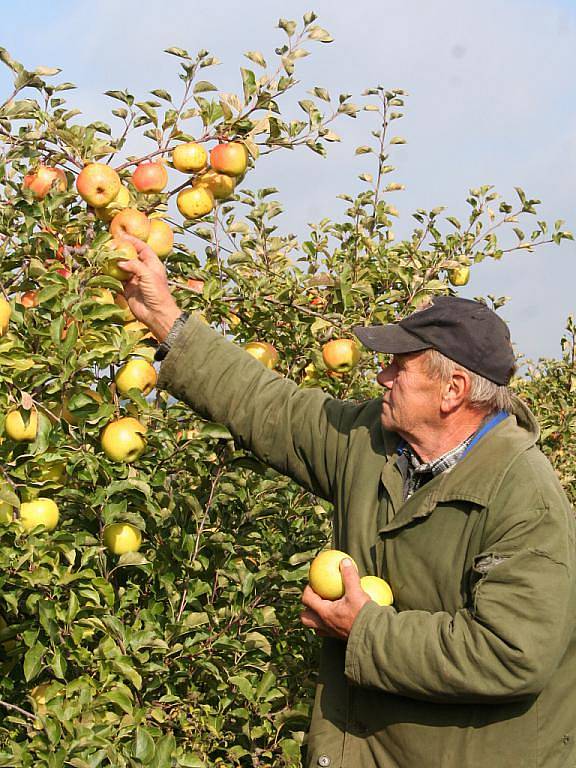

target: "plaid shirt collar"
[397,416,494,501]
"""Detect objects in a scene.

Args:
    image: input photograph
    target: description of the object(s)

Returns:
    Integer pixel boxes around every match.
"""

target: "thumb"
[340,558,361,594]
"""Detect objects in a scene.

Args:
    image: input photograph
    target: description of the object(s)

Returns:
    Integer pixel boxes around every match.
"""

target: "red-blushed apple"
[210,142,249,177]
[308,550,358,600]
[146,219,173,258]
[20,291,39,308]
[94,185,131,223]
[109,208,151,241]
[245,341,279,369]
[4,409,38,442]
[322,338,360,373]
[0,296,12,335]
[186,277,205,294]
[115,358,157,397]
[131,161,168,193]
[101,417,147,463]
[172,142,208,173]
[102,238,139,282]
[23,166,67,199]
[195,169,236,200]
[76,163,121,207]
[176,186,214,220]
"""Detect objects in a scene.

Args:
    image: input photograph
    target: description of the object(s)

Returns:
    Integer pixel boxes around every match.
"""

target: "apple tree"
[0,13,572,767]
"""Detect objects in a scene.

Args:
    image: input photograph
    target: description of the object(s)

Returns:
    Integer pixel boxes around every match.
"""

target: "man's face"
[376,351,443,439]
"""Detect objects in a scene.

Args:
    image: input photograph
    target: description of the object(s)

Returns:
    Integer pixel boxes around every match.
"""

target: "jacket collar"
[378,396,539,534]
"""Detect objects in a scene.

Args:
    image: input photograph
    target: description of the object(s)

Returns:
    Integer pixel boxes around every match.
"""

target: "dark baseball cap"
[353,296,516,385]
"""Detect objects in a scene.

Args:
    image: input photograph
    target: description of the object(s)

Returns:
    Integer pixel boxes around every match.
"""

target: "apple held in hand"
[102,238,139,281]
[115,358,157,397]
[146,219,174,258]
[195,169,236,200]
[322,338,360,374]
[131,161,168,193]
[5,409,38,442]
[245,341,279,369]
[101,417,147,462]
[308,549,358,600]
[177,186,214,220]
[23,165,67,199]
[172,142,208,173]
[448,266,470,286]
[359,575,394,606]
[76,163,121,207]
[94,185,131,223]
[19,498,60,532]
[110,207,151,241]
[103,522,142,555]
[0,296,11,335]
[210,142,249,177]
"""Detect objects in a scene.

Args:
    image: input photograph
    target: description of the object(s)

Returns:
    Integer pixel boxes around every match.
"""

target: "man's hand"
[300,558,371,640]
[117,235,182,342]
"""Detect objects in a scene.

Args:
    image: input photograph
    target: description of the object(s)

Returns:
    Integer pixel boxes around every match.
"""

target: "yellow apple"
[172,142,208,173]
[195,169,236,200]
[110,208,151,241]
[23,166,67,199]
[103,522,142,555]
[360,575,394,606]
[113,293,134,321]
[76,163,121,207]
[131,161,168,193]
[210,142,249,177]
[146,219,174,258]
[245,341,279,369]
[19,498,59,532]
[94,185,131,223]
[101,417,147,462]
[5,409,38,442]
[176,186,214,220]
[31,461,67,485]
[308,550,358,600]
[0,296,11,335]
[115,358,157,396]
[322,339,360,374]
[102,238,139,281]
[448,266,470,286]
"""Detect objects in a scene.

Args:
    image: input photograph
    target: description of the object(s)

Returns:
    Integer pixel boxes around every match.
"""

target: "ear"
[439,368,471,414]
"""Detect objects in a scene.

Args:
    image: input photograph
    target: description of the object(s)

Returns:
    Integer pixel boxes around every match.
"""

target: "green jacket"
[159,317,576,768]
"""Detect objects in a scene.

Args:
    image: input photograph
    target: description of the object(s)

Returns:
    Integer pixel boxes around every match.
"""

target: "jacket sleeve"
[157,315,364,502]
[345,460,576,703]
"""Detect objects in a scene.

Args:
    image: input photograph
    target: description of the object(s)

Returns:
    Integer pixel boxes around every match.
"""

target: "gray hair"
[424,349,515,413]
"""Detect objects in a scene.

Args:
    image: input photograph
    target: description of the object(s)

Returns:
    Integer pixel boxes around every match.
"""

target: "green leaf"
[24,642,46,681]
[307,25,334,42]
[149,734,176,768]
[193,81,218,94]
[164,47,191,59]
[134,727,156,764]
[240,68,257,101]
[245,51,267,68]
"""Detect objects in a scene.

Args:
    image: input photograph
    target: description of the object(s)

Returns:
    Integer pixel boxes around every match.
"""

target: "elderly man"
[120,238,576,768]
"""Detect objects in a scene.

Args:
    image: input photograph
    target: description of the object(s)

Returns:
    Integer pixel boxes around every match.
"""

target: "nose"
[377,363,395,389]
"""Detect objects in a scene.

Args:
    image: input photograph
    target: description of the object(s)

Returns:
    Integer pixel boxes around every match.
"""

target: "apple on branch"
[103,522,142,555]
[23,165,67,199]
[322,338,360,374]
[0,296,11,335]
[4,408,38,442]
[18,498,60,532]
[146,219,174,258]
[115,358,158,397]
[210,142,249,177]
[101,417,147,463]
[172,142,208,173]
[76,163,121,207]
[131,161,168,193]
[245,341,279,369]
[176,186,214,220]
[94,185,131,223]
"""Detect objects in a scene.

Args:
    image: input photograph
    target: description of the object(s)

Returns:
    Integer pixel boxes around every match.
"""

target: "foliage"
[0,12,572,767]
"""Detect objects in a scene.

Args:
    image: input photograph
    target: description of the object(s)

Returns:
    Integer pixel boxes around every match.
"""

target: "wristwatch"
[154,312,190,362]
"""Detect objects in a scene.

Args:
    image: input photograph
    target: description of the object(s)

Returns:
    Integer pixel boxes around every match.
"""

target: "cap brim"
[353,323,432,354]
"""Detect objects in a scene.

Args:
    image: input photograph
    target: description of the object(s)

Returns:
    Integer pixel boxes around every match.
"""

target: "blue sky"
[2,0,575,363]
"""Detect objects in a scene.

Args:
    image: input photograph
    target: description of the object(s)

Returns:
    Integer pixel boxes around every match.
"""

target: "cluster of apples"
[243,337,361,378]
[308,549,394,606]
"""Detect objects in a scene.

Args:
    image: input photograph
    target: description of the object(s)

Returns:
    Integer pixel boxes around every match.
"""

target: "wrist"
[151,307,183,343]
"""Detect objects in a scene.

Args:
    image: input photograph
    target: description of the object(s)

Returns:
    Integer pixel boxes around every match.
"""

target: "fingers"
[300,608,331,635]
[340,558,362,594]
